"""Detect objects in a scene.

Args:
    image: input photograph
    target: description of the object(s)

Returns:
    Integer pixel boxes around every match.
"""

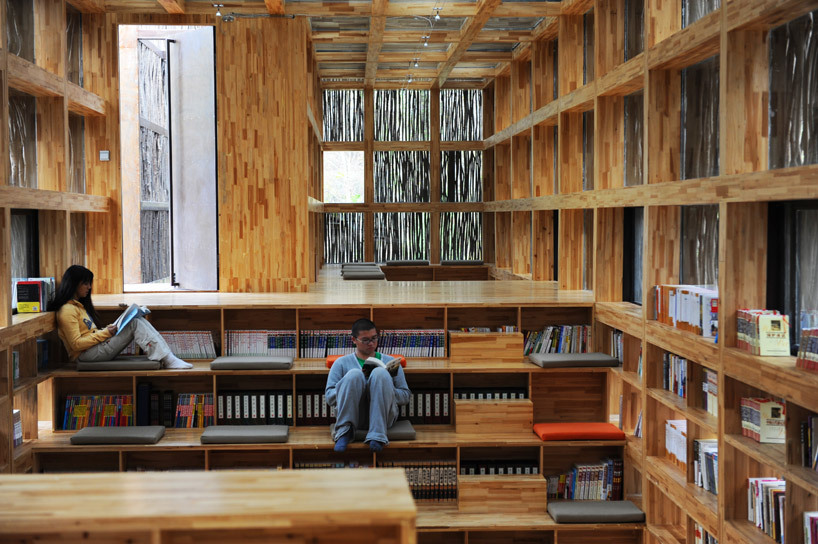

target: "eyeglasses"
[355,335,378,344]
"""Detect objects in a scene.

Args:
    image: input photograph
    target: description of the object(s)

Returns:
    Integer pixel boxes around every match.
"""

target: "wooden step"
[449,332,524,364]
[454,398,533,434]
[457,474,547,514]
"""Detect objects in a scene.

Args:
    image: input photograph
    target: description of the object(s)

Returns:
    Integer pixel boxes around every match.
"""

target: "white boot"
[161,354,193,369]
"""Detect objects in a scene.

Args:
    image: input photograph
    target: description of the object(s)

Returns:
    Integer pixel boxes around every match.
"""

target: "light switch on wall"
[99,150,110,161]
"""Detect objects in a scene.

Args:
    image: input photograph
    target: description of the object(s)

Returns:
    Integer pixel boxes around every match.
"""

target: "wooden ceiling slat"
[312,29,534,44]
[434,0,503,88]
[156,0,184,15]
[493,2,563,17]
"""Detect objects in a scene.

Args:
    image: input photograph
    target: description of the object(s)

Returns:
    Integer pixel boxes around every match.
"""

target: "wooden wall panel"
[594,207,623,302]
[34,0,66,77]
[644,205,680,310]
[532,125,556,196]
[217,17,311,292]
[559,112,584,193]
[647,69,681,184]
[532,40,556,110]
[532,209,554,280]
[495,142,511,201]
[495,74,512,132]
[596,95,625,190]
[531,371,606,422]
[596,0,625,77]
[558,208,584,290]
[495,212,512,269]
[511,58,531,123]
[511,134,531,199]
[512,211,531,275]
[38,210,69,283]
[36,97,66,192]
[559,15,585,96]
[647,0,681,48]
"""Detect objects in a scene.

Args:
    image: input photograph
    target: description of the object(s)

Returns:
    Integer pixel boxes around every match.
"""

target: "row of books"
[694,523,718,544]
[12,409,22,447]
[174,393,214,428]
[800,414,818,471]
[633,410,643,438]
[379,329,446,357]
[662,352,688,398]
[63,395,134,430]
[748,477,786,543]
[692,438,718,496]
[455,326,518,332]
[522,325,591,355]
[665,419,688,467]
[702,367,718,417]
[378,460,458,502]
[294,461,369,469]
[741,397,786,444]
[300,330,356,358]
[12,277,55,313]
[737,309,791,356]
[610,329,624,364]
[402,390,450,425]
[806,512,818,544]
[545,458,623,501]
[225,330,298,357]
[160,331,217,359]
[219,391,294,426]
[797,327,818,372]
[452,388,527,400]
[459,461,538,475]
[652,284,718,338]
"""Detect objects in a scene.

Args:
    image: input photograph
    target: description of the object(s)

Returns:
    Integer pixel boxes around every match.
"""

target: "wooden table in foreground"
[0,468,417,543]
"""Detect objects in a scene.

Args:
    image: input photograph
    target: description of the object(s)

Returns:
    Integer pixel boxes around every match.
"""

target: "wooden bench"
[381,264,491,281]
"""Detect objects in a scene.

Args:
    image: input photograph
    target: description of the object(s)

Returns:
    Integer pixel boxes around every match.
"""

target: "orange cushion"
[532,422,626,441]
[325,354,407,369]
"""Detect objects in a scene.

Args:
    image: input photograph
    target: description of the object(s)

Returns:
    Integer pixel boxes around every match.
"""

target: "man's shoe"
[334,428,353,452]
[368,440,385,453]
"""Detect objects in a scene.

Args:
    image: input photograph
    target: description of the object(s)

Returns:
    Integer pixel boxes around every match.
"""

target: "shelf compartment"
[724,434,786,473]
[454,398,532,434]
[723,519,778,544]
[449,332,523,364]
[647,10,721,71]
[597,54,645,97]
[646,455,719,538]
[645,321,719,370]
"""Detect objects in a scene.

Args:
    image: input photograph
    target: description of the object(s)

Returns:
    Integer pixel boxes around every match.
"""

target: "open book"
[112,304,151,336]
[362,356,401,378]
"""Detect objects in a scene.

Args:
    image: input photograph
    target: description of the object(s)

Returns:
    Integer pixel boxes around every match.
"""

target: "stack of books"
[694,522,718,544]
[159,331,217,359]
[378,329,446,357]
[174,393,214,428]
[797,327,818,372]
[523,325,591,355]
[701,368,718,417]
[296,390,333,425]
[737,309,791,356]
[299,330,354,358]
[453,387,527,400]
[652,284,718,338]
[806,512,818,544]
[610,329,624,363]
[692,438,718,495]
[800,413,818,471]
[62,394,134,430]
[403,389,450,424]
[12,409,22,447]
[377,460,458,502]
[741,398,786,444]
[748,478,786,543]
[665,419,687,468]
[544,458,623,501]
[460,460,538,475]
[662,352,687,398]
[226,330,297,357]
[13,277,55,313]
[219,390,293,425]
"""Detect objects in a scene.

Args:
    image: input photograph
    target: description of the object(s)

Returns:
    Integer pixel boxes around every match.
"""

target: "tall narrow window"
[323,89,364,142]
[680,205,719,286]
[623,207,644,304]
[681,56,720,180]
[375,213,430,262]
[624,90,644,186]
[9,90,36,188]
[324,213,365,264]
[375,89,430,141]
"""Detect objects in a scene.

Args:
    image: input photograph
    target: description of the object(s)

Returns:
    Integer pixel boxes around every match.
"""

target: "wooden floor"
[93,266,592,309]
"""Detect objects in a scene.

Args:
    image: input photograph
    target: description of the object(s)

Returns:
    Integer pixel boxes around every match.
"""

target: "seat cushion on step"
[440,260,484,266]
[210,356,294,370]
[533,422,626,441]
[528,352,619,368]
[70,425,165,445]
[200,425,289,444]
[384,260,430,266]
[342,269,386,280]
[76,357,161,371]
[547,500,645,523]
[341,262,379,268]
[330,419,416,442]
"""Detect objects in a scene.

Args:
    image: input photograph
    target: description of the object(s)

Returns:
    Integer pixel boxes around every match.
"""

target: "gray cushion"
[70,425,165,445]
[441,259,484,266]
[342,269,385,280]
[385,260,430,266]
[330,419,416,441]
[547,500,645,523]
[210,356,294,370]
[528,352,619,368]
[76,357,161,371]
[200,425,289,444]
[342,262,378,269]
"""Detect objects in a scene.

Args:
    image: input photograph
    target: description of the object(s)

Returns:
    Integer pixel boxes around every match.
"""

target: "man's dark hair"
[352,318,377,337]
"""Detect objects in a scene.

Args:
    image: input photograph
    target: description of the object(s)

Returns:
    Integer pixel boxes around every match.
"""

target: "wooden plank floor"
[95,267,592,309]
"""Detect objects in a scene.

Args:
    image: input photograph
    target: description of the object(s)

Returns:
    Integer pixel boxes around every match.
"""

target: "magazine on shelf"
[113,304,151,335]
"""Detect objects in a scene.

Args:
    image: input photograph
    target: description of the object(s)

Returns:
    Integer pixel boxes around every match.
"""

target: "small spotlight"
[434,8,442,20]
[213,4,223,17]
[423,36,429,47]
[414,59,419,68]
[408,74,413,83]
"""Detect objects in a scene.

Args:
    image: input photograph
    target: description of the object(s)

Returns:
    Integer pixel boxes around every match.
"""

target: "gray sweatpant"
[77,317,171,362]
[334,367,400,445]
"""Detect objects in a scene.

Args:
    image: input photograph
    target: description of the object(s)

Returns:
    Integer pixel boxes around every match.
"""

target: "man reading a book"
[325,318,411,453]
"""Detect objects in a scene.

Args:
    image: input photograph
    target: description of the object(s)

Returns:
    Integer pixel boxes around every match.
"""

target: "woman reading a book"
[325,318,411,453]
[50,265,192,369]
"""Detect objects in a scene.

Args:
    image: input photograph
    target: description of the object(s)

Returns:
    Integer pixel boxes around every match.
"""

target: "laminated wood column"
[644,206,680,314]
[495,212,512,269]
[558,209,584,290]
[532,210,554,280]
[38,210,70,283]
[594,207,623,302]
[511,54,531,124]
[364,87,375,263]
[430,88,440,264]
[35,97,66,192]
[595,0,625,79]
[646,69,680,184]
[595,95,625,190]
[532,40,557,198]
[495,74,511,132]
[559,111,584,193]
[34,0,66,78]
[0,209,10,328]
[559,15,585,96]
[647,0,681,48]
[512,133,531,199]
[512,211,531,275]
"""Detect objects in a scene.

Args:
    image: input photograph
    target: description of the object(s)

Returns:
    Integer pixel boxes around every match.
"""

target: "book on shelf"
[159,331,217,359]
[692,439,718,495]
[662,352,687,398]
[361,356,401,378]
[748,478,786,543]
[694,522,718,544]
[460,460,538,476]
[805,511,818,544]
[701,368,718,417]
[653,284,718,338]
[219,390,293,425]
[737,309,791,356]
[12,409,22,447]
[741,398,786,444]
[454,325,518,332]
[62,394,134,430]
[112,303,151,335]
[523,325,591,355]
[12,351,19,384]
[800,413,818,471]
[610,329,624,363]
[453,387,527,400]
[797,327,818,372]
[634,410,643,438]
[174,393,214,428]
[13,277,55,313]
[378,329,445,357]
[377,459,457,502]
[545,458,623,501]
[665,419,687,467]
[226,330,298,357]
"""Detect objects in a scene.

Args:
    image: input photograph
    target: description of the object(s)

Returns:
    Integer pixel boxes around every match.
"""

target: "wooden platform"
[0,468,417,543]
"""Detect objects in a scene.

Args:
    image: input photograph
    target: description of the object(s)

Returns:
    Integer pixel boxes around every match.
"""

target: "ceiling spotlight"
[408,74,413,83]
[434,8,442,20]
[414,58,419,68]
[423,36,429,47]
[213,4,223,17]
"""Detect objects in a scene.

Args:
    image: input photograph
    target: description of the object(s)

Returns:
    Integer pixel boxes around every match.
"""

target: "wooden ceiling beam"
[156,0,184,14]
[433,0,502,89]
[493,2,563,17]
[266,0,285,15]
[65,0,106,13]
[313,29,534,44]
[364,0,388,88]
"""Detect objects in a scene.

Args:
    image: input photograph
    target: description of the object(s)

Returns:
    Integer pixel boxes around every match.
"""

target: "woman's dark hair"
[49,265,101,324]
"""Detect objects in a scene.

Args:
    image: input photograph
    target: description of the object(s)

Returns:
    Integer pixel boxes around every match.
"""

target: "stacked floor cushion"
[341,262,385,280]
[200,425,289,444]
[547,500,645,523]
[533,422,626,441]
[385,260,430,266]
[70,425,165,445]
[210,356,294,370]
[76,358,161,371]
[528,352,619,368]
